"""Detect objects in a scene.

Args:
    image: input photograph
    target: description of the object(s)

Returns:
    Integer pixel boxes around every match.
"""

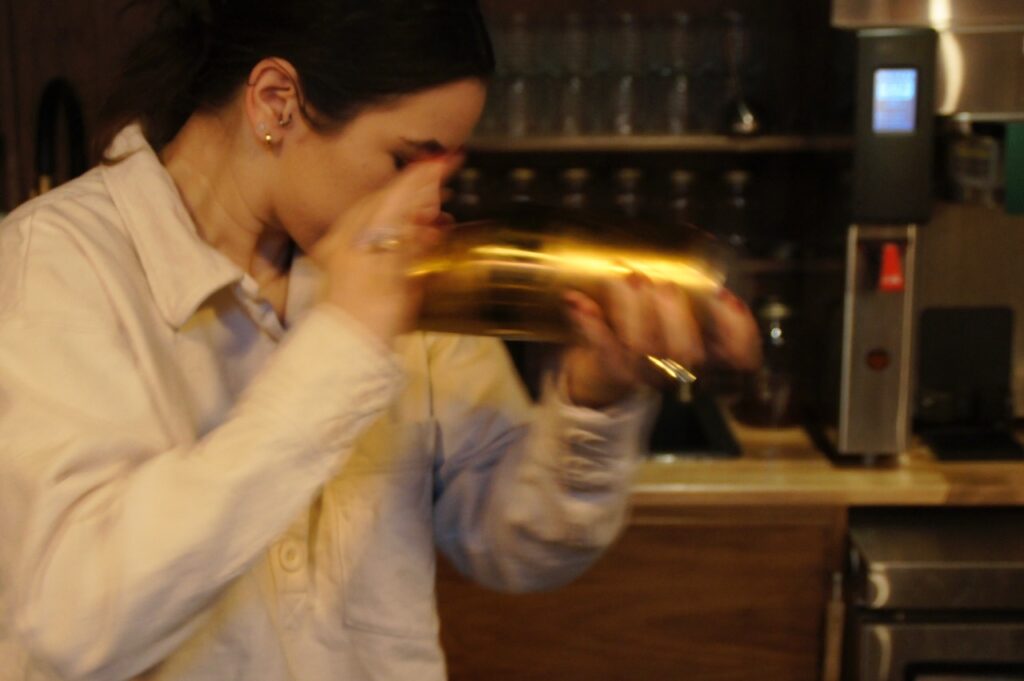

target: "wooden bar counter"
[633,420,1024,508]
[437,421,1024,681]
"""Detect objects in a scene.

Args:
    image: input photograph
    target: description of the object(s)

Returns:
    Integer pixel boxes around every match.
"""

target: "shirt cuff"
[552,365,659,425]
[236,304,406,458]
[535,370,659,497]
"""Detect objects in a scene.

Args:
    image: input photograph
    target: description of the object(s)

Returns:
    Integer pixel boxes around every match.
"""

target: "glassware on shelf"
[476,11,506,137]
[508,167,537,204]
[614,167,644,218]
[504,12,533,138]
[561,168,591,211]
[669,169,696,227]
[665,12,692,135]
[533,16,561,136]
[610,12,642,136]
[478,80,503,137]
[721,11,761,136]
[558,12,591,136]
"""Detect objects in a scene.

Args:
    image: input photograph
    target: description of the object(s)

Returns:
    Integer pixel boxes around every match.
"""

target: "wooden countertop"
[631,418,1024,507]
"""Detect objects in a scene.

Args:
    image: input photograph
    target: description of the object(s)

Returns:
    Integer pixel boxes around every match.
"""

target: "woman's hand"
[561,277,761,409]
[310,155,461,345]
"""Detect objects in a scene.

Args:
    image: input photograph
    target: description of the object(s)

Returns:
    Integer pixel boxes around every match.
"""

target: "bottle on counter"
[664,12,692,135]
[732,296,800,427]
[558,12,591,136]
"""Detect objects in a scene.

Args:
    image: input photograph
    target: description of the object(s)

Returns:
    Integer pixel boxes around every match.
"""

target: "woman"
[0,1,759,680]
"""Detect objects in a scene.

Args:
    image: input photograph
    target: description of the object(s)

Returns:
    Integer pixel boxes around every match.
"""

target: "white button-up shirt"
[0,127,653,681]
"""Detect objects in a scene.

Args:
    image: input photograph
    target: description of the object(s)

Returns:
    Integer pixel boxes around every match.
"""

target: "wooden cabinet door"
[437,506,846,681]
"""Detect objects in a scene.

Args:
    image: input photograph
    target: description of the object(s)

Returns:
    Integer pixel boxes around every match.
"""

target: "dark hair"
[95,0,495,158]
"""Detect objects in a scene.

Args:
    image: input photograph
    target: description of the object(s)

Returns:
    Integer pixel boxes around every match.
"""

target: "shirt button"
[279,541,305,572]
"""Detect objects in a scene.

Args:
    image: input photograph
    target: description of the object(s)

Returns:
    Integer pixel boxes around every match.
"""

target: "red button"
[866,349,891,371]
[878,243,905,293]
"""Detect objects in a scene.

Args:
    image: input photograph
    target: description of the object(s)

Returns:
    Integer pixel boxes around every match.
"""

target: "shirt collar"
[100,125,244,329]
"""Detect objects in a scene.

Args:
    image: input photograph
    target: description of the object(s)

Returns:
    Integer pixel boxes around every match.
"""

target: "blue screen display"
[873,68,918,134]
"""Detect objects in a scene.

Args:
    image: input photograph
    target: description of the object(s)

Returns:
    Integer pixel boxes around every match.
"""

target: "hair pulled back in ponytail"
[96,0,496,159]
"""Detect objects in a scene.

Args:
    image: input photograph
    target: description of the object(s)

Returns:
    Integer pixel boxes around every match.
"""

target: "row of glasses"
[479,11,763,138]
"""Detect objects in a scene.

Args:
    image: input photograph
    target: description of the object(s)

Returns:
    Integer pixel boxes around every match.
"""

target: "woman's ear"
[244,58,305,148]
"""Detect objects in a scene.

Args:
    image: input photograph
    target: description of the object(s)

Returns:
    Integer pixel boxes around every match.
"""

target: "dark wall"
[0,0,157,211]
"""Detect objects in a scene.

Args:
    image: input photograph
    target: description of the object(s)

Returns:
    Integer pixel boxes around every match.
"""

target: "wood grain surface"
[438,505,847,681]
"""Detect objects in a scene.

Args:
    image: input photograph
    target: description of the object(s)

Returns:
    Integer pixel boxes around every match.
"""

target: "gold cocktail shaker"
[411,205,729,358]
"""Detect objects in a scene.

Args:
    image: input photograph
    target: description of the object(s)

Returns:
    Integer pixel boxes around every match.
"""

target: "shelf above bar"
[467,134,855,154]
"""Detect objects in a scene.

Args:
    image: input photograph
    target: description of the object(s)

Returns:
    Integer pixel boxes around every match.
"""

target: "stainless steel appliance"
[844,508,1024,681]
[815,20,936,461]
[833,0,1024,123]
[822,0,1024,461]
[835,225,918,458]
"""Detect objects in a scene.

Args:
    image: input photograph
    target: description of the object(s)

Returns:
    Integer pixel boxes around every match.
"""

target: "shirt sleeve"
[0,305,404,681]
[429,334,658,592]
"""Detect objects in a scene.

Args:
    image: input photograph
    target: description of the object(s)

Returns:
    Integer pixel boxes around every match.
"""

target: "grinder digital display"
[852,29,936,223]
[873,68,918,134]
